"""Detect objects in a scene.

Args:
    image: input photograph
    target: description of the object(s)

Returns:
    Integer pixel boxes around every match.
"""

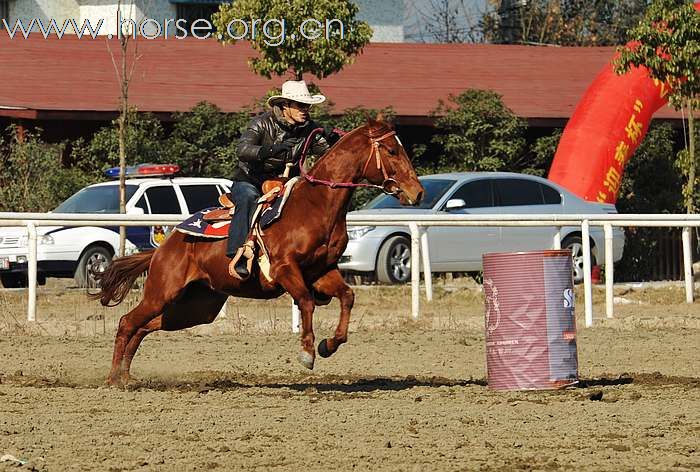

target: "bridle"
[297,127,403,196]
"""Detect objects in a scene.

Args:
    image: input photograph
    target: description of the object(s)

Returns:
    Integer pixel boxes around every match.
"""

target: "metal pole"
[292,300,300,333]
[409,223,420,320]
[27,222,37,322]
[604,223,614,319]
[682,227,694,303]
[582,220,593,327]
[553,227,562,249]
[419,227,433,302]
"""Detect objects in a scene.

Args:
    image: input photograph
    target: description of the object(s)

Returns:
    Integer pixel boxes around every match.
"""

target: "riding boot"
[229,239,255,280]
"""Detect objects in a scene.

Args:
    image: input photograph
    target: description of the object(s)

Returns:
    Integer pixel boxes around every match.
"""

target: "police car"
[0,164,232,288]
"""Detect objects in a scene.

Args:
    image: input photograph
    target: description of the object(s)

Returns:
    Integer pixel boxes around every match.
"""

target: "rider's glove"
[258,139,295,160]
[322,126,341,145]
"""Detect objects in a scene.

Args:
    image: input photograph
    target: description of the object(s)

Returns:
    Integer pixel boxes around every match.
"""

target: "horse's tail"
[90,250,155,306]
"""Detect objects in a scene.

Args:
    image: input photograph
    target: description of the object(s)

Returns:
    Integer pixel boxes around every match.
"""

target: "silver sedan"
[339,172,625,284]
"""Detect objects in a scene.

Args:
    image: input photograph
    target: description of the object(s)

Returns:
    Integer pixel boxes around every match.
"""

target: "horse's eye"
[388,148,397,156]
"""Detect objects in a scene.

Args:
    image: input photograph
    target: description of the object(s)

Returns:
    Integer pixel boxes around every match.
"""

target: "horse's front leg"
[274,262,317,369]
[312,268,354,358]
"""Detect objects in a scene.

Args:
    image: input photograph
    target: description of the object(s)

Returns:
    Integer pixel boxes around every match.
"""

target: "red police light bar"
[136,164,180,176]
[104,163,180,178]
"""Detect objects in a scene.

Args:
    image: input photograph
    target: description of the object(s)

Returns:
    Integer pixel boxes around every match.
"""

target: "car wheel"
[74,246,112,288]
[376,235,411,284]
[0,273,27,288]
[562,236,596,284]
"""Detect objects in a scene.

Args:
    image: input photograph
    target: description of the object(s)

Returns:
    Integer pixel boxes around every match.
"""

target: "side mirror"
[127,207,145,216]
[445,198,467,211]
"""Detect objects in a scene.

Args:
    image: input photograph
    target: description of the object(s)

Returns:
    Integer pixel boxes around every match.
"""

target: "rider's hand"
[258,139,295,160]
[320,126,341,146]
[322,126,340,144]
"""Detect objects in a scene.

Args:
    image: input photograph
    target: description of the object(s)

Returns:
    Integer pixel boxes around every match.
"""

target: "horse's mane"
[307,120,391,174]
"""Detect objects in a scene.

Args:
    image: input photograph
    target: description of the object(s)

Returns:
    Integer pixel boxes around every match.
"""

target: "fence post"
[682,227,694,303]
[419,227,432,302]
[582,220,593,327]
[409,223,420,320]
[604,223,614,319]
[27,222,37,322]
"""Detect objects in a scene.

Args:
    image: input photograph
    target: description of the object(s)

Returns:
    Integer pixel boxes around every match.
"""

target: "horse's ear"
[366,112,378,127]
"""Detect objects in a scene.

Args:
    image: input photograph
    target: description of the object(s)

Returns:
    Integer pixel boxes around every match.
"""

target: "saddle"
[202,178,289,223]
[180,177,299,282]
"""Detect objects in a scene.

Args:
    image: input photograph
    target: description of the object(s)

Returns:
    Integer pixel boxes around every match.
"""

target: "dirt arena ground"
[0,279,698,471]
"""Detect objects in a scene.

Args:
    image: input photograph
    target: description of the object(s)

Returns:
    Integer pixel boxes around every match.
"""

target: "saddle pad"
[175,207,230,239]
[260,177,299,229]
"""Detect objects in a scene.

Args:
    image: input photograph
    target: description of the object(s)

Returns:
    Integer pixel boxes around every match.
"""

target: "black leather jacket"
[233,109,330,188]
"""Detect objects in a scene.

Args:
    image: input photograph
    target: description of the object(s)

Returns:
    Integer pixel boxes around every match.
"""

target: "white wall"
[8,0,473,41]
[9,0,79,27]
[355,0,405,42]
[6,0,175,36]
[79,0,175,37]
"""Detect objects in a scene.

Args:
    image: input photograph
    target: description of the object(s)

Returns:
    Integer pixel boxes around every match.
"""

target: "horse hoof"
[318,339,332,358]
[297,351,315,370]
[106,376,123,388]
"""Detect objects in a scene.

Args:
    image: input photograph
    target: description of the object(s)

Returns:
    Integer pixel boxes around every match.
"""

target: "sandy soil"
[0,281,698,471]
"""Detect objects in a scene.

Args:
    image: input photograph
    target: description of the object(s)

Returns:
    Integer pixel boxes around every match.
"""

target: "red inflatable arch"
[547,2,700,204]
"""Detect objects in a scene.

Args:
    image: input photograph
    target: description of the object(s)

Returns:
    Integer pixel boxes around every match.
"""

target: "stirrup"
[228,240,255,280]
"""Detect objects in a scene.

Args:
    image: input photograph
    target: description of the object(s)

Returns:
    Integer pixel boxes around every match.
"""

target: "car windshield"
[363,179,456,210]
[54,185,138,213]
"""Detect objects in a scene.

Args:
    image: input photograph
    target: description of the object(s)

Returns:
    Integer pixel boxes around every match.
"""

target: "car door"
[142,185,183,249]
[124,191,153,250]
[429,178,500,270]
[493,178,562,253]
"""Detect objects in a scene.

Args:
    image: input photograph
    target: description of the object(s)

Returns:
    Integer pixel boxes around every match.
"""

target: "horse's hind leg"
[119,315,163,384]
[108,300,162,386]
[116,283,228,385]
[312,269,354,358]
[108,257,191,386]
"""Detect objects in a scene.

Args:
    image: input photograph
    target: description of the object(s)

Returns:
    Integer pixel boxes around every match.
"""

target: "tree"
[106,0,143,256]
[409,0,482,43]
[71,111,166,172]
[0,126,93,212]
[424,89,528,173]
[481,0,649,46]
[167,102,251,178]
[614,124,683,281]
[525,129,563,177]
[614,0,700,213]
[212,0,372,80]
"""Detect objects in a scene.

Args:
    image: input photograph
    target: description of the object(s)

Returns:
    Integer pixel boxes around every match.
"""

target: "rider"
[227,80,340,279]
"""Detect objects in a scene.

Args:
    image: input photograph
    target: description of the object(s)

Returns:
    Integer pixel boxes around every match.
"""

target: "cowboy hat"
[267,80,326,107]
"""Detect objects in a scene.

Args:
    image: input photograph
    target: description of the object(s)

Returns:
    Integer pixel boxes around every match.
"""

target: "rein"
[297,127,400,195]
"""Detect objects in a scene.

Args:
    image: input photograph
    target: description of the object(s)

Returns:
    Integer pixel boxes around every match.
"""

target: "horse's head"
[360,116,424,206]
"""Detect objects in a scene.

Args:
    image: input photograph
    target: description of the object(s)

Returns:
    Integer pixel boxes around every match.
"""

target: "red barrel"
[482,250,578,390]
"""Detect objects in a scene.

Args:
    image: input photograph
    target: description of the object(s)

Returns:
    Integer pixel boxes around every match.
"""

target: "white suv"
[0,164,231,288]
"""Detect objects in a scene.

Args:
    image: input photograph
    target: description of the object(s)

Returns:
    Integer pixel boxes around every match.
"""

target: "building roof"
[0,36,682,123]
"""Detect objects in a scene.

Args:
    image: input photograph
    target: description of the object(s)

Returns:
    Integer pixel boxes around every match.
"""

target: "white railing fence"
[1,212,699,329]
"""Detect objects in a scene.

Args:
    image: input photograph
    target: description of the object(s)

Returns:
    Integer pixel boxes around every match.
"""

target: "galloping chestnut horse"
[93,117,424,386]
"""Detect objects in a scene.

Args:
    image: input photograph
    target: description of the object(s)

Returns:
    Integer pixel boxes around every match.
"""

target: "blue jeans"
[226,181,261,257]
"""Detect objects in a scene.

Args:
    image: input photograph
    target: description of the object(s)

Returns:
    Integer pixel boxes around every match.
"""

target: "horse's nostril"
[415,190,424,204]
